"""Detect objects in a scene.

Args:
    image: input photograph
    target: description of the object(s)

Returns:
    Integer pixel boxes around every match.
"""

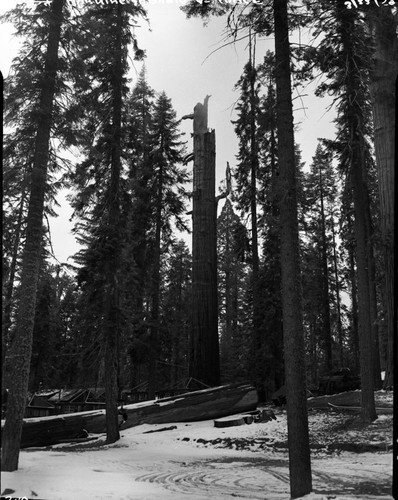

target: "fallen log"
[307,390,361,408]
[307,390,393,412]
[1,383,258,449]
[328,403,393,415]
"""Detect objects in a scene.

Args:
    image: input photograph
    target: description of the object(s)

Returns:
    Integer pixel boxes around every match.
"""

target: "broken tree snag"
[193,94,211,134]
[2,383,258,448]
[190,95,220,387]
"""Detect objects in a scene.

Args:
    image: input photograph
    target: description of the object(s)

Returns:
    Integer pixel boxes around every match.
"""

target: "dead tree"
[183,96,220,387]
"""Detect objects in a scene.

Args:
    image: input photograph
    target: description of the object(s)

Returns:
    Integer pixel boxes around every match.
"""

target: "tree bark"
[367,7,397,390]
[2,183,27,383]
[5,383,258,449]
[337,4,377,423]
[330,210,344,367]
[318,165,333,371]
[103,2,124,444]
[190,124,220,387]
[347,239,360,373]
[148,159,163,399]
[1,0,64,472]
[273,0,312,497]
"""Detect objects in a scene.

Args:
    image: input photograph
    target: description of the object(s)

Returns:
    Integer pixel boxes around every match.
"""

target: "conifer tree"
[123,69,155,380]
[217,199,249,382]
[304,0,378,422]
[146,91,188,398]
[67,1,147,442]
[273,0,312,495]
[366,6,397,389]
[303,143,337,373]
[1,0,65,471]
[161,240,192,386]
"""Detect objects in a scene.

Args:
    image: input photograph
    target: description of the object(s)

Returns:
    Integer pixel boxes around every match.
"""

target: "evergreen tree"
[146,91,188,398]
[217,199,249,383]
[1,0,65,471]
[232,49,261,331]
[302,144,337,374]
[161,240,192,386]
[366,6,397,389]
[67,1,147,442]
[273,0,312,495]
[123,69,155,383]
[304,0,378,422]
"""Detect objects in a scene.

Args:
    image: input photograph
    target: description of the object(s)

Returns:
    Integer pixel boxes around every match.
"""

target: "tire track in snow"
[135,462,290,499]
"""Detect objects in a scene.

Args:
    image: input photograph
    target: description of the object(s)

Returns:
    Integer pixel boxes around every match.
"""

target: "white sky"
[1,0,337,264]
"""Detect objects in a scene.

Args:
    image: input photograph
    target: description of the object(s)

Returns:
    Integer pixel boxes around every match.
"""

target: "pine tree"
[161,240,192,386]
[232,49,262,332]
[146,91,188,398]
[305,0,378,422]
[1,0,65,471]
[123,69,155,383]
[273,0,312,495]
[217,199,249,382]
[303,143,338,373]
[67,1,147,442]
[366,6,397,389]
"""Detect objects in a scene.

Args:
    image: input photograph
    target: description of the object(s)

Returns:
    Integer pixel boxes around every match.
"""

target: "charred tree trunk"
[1,0,64,472]
[190,99,220,387]
[273,0,312,496]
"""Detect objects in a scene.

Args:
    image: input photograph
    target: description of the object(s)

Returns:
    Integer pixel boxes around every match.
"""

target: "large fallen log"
[1,383,258,449]
[327,403,393,415]
[307,390,393,412]
[307,390,361,408]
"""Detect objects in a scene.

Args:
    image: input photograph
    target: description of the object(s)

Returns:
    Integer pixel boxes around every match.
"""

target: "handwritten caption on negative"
[345,0,396,8]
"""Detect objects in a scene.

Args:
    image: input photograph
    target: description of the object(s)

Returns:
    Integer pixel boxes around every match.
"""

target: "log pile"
[1,383,258,448]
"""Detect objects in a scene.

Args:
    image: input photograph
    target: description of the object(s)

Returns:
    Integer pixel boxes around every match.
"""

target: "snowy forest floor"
[1,391,393,500]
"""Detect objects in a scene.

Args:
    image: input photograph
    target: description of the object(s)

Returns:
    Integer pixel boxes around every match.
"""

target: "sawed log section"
[1,383,258,448]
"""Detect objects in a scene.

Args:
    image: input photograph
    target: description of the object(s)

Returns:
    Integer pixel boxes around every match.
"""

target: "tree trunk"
[273,0,312,497]
[6,383,258,449]
[367,7,396,390]
[103,2,124,444]
[2,183,27,384]
[337,4,377,423]
[1,0,64,472]
[248,38,260,320]
[348,240,360,373]
[148,162,163,399]
[330,210,344,367]
[190,123,220,387]
[319,166,333,371]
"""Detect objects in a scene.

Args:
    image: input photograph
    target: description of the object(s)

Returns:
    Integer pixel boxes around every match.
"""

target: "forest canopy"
[1,1,396,487]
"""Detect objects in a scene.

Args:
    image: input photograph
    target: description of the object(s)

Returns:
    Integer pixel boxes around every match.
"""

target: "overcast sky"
[1,0,336,264]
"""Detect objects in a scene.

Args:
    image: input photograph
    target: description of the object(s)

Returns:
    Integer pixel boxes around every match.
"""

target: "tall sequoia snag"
[1,0,64,472]
[190,97,220,387]
[273,0,312,497]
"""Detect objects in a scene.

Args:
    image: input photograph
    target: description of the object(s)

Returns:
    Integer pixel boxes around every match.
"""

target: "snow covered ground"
[1,401,393,500]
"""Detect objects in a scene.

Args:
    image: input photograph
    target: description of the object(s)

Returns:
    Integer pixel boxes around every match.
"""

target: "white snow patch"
[1,411,392,500]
